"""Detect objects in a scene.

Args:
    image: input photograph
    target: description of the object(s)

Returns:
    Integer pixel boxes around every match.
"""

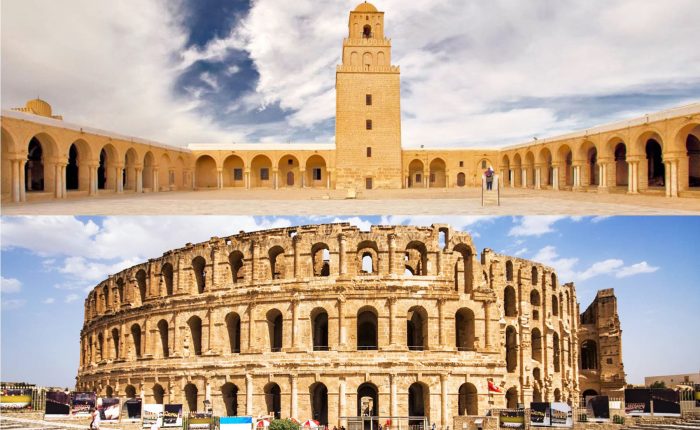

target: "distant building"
[644,372,700,388]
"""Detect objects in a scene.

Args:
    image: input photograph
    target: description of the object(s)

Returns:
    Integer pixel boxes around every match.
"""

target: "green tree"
[649,381,666,389]
[269,419,300,430]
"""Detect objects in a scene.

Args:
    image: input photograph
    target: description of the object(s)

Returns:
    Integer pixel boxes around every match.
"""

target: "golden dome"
[26,98,53,117]
[354,2,378,12]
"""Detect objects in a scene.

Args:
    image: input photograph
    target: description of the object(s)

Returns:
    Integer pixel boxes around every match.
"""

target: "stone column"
[390,373,397,418]
[522,168,527,188]
[291,297,300,350]
[136,168,143,193]
[88,165,96,196]
[572,165,581,190]
[62,164,67,197]
[509,169,515,188]
[597,162,608,192]
[54,163,63,198]
[388,234,396,275]
[338,378,347,428]
[153,168,160,192]
[535,166,541,190]
[117,166,124,193]
[19,160,27,202]
[248,302,256,352]
[388,296,398,348]
[246,374,254,415]
[484,301,491,348]
[628,161,639,194]
[274,170,279,190]
[245,170,251,189]
[552,166,559,191]
[438,298,446,350]
[301,169,306,188]
[11,159,21,202]
[326,171,331,189]
[441,374,449,429]
[338,296,346,348]
[338,234,347,275]
[293,236,301,278]
[290,374,298,419]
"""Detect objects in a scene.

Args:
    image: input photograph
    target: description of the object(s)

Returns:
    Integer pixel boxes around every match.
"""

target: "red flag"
[488,380,502,393]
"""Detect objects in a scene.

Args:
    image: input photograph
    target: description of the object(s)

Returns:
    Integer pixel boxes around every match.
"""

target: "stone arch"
[97,332,104,361]
[223,154,245,187]
[457,172,466,187]
[554,388,562,402]
[530,290,541,321]
[225,312,241,353]
[531,328,543,362]
[405,241,428,275]
[142,151,155,190]
[195,155,217,188]
[124,148,139,191]
[512,153,522,187]
[458,383,478,416]
[557,144,574,187]
[116,278,125,304]
[311,242,330,276]
[578,141,599,187]
[357,306,378,350]
[505,325,517,373]
[357,240,379,274]
[553,332,561,372]
[357,382,378,417]
[305,154,327,188]
[362,52,373,67]
[552,294,559,316]
[505,260,514,282]
[505,387,518,409]
[221,382,239,416]
[642,134,665,189]
[455,307,475,351]
[311,307,329,351]
[675,123,700,190]
[581,340,598,370]
[176,155,186,189]
[408,159,424,188]
[525,151,536,187]
[192,256,207,293]
[268,245,286,280]
[537,147,553,187]
[408,382,430,424]
[161,263,174,296]
[66,139,92,192]
[25,133,59,193]
[429,158,447,188]
[264,382,282,419]
[106,386,114,397]
[278,154,300,188]
[610,139,629,187]
[125,385,137,399]
[310,382,329,425]
[157,319,169,358]
[501,154,511,186]
[185,383,198,412]
[187,315,203,356]
[504,286,516,317]
[98,143,119,191]
[111,327,120,359]
[406,306,428,350]
[582,389,598,399]
[136,269,147,304]
[251,154,273,188]
[153,384,165,404]
[158,153,171,190]
[229,251,245,284]
[130,323,142,359]
[453,243,474,294]
[266,308,283,352]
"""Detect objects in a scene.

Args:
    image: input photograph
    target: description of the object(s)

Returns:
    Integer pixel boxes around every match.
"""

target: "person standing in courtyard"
[485,166,494,190]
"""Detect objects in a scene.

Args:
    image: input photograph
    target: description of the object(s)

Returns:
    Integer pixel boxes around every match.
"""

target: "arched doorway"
[312,309,329,351]
[645,138,665,188]
[505,387,518,409]
[557,145,573,188]
[221,383,239,416]
[25,135,56,193]
[407,306,427,350]
[587,146,599,187]
[223,155,245,187]
[357,308,378,350]
[278,155,299,188]
[305,155,327,188]
[683,125,700,189]
[226,312,241,353]
[143,151,154,190]
[195,155,217,188]
[98,145,118,191]
[251,155,273,188]
[538,148,553,188]
[187,316,203,356]
[157,319,169,358]
[429,158,446,188]
[124,148,138,191]
[287,172,294,186]
[310,383,328,425]
[264,383,281,419]
[153,384,165,404]
[185,383,198,412]
[614,142,628,187]
[457,172,466,187]
[408,383,429,427]
[357,383,378,418]
[458,383,478,416]
[455,308,475,351]
[408,159,424,188]
[266,309,283,352]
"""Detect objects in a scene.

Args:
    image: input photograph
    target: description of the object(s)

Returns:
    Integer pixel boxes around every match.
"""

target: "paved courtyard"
[3,187,700,215]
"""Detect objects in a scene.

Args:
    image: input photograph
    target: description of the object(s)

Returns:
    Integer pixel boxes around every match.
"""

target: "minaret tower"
[334,2,402,190]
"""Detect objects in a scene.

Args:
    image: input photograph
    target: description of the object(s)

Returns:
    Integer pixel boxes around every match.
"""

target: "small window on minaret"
[367,147,372,157]
[366,94,372,105]
[459,161,464,167]
[366,119,372,130]
[363,25,371,38]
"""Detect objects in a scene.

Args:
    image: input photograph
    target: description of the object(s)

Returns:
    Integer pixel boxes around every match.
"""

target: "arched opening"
[502,155,511,186]
[455,308,475,351]
[552,295,559,316]
[311,243,330,276]
[429,158,447,188]
[504,286,516,317]
[229,251,245,284]
[185,383,198,412]
[512,154,522,187]
[614,142,628,187]
[554,388,561,402]
[538,148,553,188]
[505,326,517,373]
[458,383,478,416]
[505,388,518,409]
[525,152,536,187]
[136,269,147,304]
[506,260,514,281]
[223,155,245,187]
[531,328,542,362]
[162,263,174,296]
[363,24,372,38]
[278,155,299,188]
[187,316,203,356]
[130,324,142,359]
[264,383,281,419]
[159,153,171,191]
[251,155,273,188]
[311,383,329,425]
[195,155,217,188]
[686,127,700,188]
[530,290,541,321]
[105,386,114,398]
[222,383,239,417]
[553,332,561,372]
[312,309,329,351]
[582,389,599,399]
[457,172,466,187]
[408,383,429,426]
[158,319,169,358]
[357,241,379,274]
[558,145,573,187]
[588,146,599,186]
[268,246,286,280]
[551,273,557,288]
[453,244,473,294]
[357,383,378,417]
[357,308,378,350]
[116,278,124,304]
[407,306,428,351]
[226,312,241,353]
[124,148,138,191]
[646,138,665,187]
[531,267,538,285]
[111,328,120,359]
[153,384,165,404]
[581,340,598,370]
[305,155,327,188]
[405,241,428,276]
[25,137,46,192]
[408,159,424,188]
[267,309,283,352]
[143,151,154,190]
[97,333,104,361]
[66,143,80,190]
[192,256,206,293]
[125,385,137,399]
[103,285,110,312]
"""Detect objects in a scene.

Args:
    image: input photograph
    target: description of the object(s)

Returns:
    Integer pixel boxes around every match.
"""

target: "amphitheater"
[2,2,700,204]
[76,223,626,426]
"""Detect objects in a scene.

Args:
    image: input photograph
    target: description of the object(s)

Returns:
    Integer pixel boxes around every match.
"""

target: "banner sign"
[220,416,254,430]
[530,403,550,427]
[1,388,33,409]
[163,404,184,428]
[188,412,213,429]
[143,404,164,428]
[98,397,121,422]
[550,403,572,427]
[45,391,71,416]
[625,389,680,416]
[126,398,143,420]
[71,392,96,416]
[650,389,681,416]
[499,410,525,428]
[585,396,610,422]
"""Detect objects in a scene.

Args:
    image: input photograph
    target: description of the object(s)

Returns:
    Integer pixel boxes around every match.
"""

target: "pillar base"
[597,186,609,194]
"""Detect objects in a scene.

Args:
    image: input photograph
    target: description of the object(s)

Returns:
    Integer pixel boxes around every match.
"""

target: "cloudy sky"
[2,0,699,148]
[2,215,699,388]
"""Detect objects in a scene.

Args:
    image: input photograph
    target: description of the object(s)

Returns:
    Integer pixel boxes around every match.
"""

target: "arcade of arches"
[76,223,625,425]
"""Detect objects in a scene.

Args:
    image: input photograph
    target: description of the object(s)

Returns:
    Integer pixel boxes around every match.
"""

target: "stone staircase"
[482,189,499,206]
[624,418,700,430]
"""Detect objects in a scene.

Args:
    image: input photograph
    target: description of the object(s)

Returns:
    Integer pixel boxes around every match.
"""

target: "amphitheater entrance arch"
[157,319,169,358]
[310,382,329,425]
[187,316,203,356]
[407,306,428,350]
[312,309,329,351]
[645,138,665,189]
[153,384,165,404]
[221,383,239,416]
[408,382,429,426]
[506,326,517,372]
[613,142,628,187]
[505,387,518,409]
[357,383,378,417]
[267,309,283,352]
[185,383,198,412]
[264,383,281,419]
[226,312,241,353]
[455,308,475,351]
[458,383,478,416]
[357,308,378,350]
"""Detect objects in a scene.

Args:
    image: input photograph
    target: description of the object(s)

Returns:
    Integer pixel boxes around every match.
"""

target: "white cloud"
[578,259,624,281]
[1,299,26,310]
[616,261,659,278]
[508,216,569,237]
[531,246,579,281]
[65,294,80,303]
[514,248,528,257]
[42,298,56,304]
[379,215,494,232]
[0,276,22,294]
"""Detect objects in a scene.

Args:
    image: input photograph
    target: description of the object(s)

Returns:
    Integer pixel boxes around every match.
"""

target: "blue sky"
[2,0,699,147]
[1,215,699,388]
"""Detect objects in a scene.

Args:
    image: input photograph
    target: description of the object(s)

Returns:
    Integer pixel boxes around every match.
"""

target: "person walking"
[485,166,494,190]
[90,407,101,430]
